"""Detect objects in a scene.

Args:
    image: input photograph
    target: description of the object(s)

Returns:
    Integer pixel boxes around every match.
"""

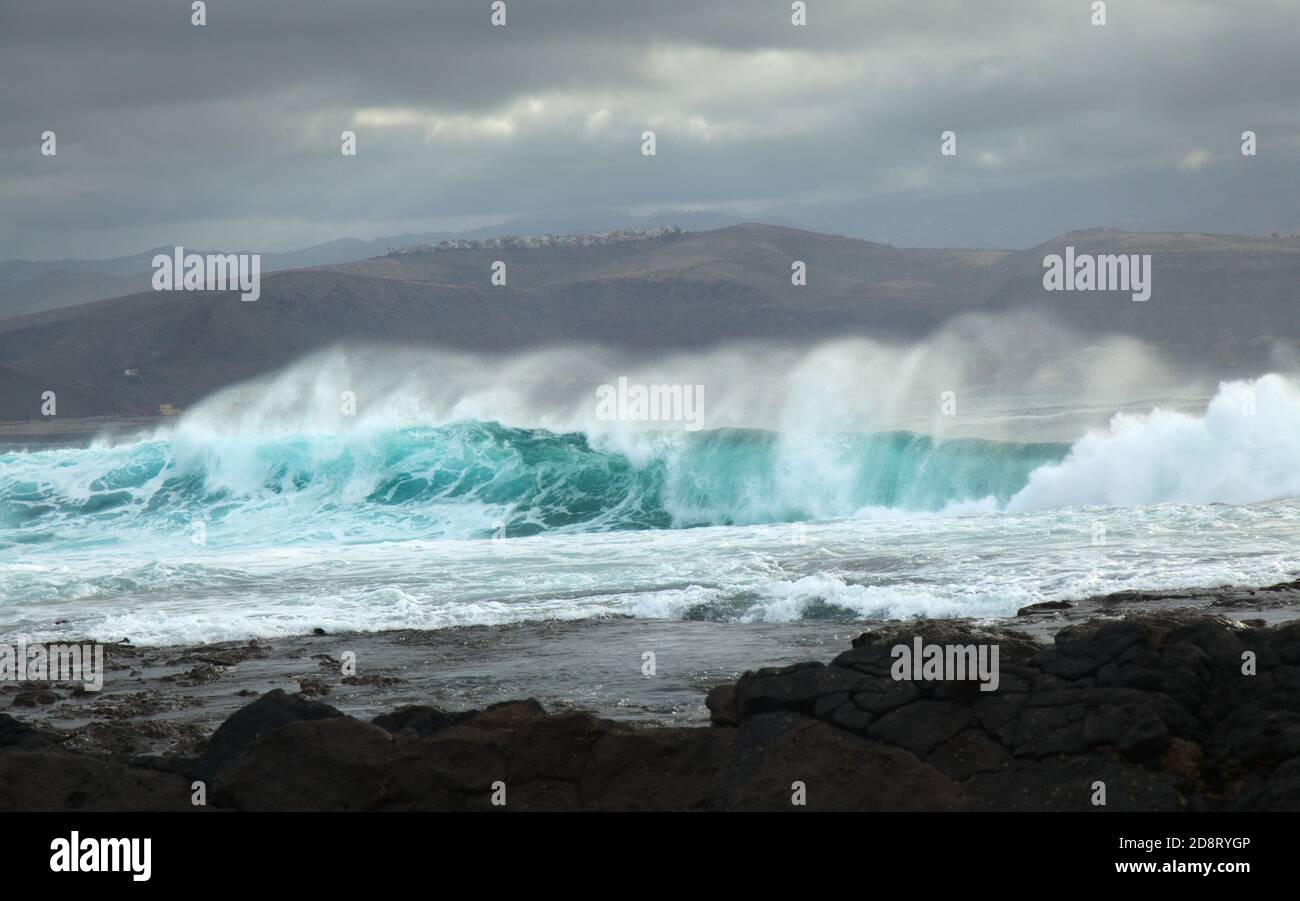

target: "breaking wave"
[2,375,1297,553]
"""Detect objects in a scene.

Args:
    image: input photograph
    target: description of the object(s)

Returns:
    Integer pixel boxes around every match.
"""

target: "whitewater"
[1,353,1297,645]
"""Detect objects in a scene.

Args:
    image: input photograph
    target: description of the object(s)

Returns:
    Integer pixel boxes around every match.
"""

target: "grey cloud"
[2,0,1298,259]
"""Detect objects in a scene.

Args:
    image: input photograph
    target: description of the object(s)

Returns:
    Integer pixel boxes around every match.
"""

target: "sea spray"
[1007,375,1300,510]
[2,376,1297,646]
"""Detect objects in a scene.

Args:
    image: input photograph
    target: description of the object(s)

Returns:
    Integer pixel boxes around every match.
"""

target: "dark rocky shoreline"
[3,581,1299,811]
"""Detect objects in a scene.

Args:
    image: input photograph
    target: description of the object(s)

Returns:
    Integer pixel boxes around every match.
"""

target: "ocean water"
[1,374,1297,646]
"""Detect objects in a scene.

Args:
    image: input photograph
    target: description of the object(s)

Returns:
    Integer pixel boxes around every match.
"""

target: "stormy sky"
[2,0,1299,260]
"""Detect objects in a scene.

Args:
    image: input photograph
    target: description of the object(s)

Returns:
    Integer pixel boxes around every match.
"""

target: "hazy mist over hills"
[1,222,1296,423]
[5,0,1298,402]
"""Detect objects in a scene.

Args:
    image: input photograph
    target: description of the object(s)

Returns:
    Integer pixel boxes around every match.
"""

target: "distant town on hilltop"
[389,225,684,255]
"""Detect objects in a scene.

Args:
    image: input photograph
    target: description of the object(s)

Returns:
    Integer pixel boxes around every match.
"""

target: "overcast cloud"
[2,0,1299,259]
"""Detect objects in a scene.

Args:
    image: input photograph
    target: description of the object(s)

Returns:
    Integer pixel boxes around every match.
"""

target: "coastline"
[0,415,161,449]
[2,578,1298,811]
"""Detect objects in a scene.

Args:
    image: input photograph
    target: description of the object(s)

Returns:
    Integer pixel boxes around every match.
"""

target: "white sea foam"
[1,337,1296,645]
[1008,375,1300,510]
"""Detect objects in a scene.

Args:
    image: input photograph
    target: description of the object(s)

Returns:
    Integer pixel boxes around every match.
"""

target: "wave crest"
[1,375,1296,553]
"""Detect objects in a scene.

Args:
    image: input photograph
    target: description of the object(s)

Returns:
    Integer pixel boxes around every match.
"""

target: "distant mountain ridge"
[0,210,758,319]
[0,223,1296,422]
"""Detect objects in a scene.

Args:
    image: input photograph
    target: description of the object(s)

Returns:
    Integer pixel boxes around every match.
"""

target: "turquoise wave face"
[4,376,1297,645]
[0,421,1067,550]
